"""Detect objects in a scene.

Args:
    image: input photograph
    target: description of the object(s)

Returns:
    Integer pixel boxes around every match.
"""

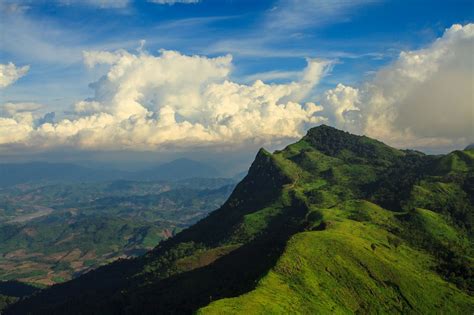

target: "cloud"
[243,70,301,83]
[148,0,201,5]
[0,102,42,144]
[0,116,34,145]
[0,50,327,151]
[322,83,360,128]
[0,1,30,13]
[0,8,85,64]
[1,0,130,10]
[2,23,472,153]
[83,50,128,68]
[59,0,130,9]
[206,0,383,60]
[0,102,42,116]
[265,0,379,32]
[0,3,143,65]
[321,23,474,149]
[149,0,200,4]
[0,62,30,88]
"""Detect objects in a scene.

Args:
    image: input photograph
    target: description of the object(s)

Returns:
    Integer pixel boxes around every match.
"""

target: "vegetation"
[6,125,474,314]
[0,295,18,312]
[0,178,235,285]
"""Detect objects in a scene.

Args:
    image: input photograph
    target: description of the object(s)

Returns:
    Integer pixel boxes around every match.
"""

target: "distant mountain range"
[132,158,219,181]
[0,158,221,187]
[7,125,473,314]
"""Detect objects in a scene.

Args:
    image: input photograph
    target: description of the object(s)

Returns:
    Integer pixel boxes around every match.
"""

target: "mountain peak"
[304,124,353,144]
[301,124,403,163]
[256,147,271,157]
[308,123,337,131]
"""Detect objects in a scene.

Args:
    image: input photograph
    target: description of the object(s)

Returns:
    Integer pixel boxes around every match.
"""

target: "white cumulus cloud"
[1,23,472,153]
[0,62,29,88]
[0,49,327,151]
[0,102,43,116]
[322,23,474,150]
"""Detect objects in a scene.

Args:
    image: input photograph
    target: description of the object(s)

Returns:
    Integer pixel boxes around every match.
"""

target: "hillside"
[7,125,474,314]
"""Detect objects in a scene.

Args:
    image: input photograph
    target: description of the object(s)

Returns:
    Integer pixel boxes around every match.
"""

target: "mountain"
[231,170,248,181]
[0,159,221,187]
[6,125,474,314]
[132,158,220,181]
[0,162,124,187]
[0,281,40,311]
[466,143,474,150]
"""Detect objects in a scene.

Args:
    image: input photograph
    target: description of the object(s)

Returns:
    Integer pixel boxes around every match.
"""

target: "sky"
[0,0,473,173]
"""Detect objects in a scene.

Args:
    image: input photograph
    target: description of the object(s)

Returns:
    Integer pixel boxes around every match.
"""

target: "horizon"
[0,0,473,174]
[0,123,472,175]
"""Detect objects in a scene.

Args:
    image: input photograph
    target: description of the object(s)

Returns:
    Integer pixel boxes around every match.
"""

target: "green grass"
[51,276,66,283]
[197,131,474,314]
[410,208,463,244]
[232,205,284,242]
[0,270,48,282]
[174,244,241,273]
[199,202,474,314]
[434,150,474,174]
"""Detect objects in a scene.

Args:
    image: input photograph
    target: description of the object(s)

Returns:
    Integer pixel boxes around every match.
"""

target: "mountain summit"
[7,126,474,314]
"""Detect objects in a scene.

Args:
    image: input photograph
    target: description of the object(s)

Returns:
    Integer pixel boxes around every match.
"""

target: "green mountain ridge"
[6,125,474,314]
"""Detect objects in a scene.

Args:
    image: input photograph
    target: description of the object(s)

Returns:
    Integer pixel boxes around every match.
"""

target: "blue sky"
[2,0,472,105]
[0,0,473,170]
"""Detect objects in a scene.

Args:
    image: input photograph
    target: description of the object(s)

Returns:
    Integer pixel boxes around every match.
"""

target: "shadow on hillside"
[0,281,41,297]
[110,193,311,313]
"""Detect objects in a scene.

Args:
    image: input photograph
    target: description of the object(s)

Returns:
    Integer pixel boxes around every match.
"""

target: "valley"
[0,178,236,286]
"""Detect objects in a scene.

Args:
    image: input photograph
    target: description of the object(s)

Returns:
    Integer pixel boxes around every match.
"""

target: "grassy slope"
[200,201,473,314]
[199,131,474,313]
